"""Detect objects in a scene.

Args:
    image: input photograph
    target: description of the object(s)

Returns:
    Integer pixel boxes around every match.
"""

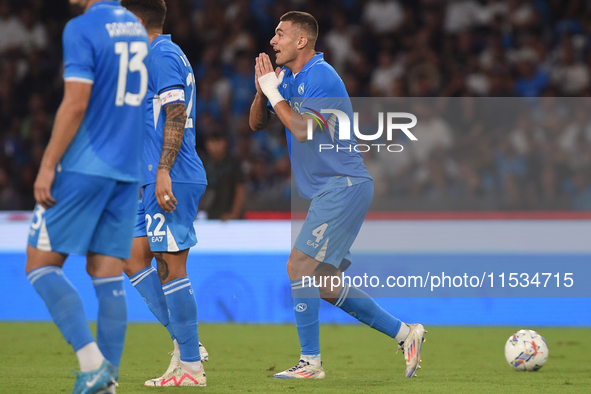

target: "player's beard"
[276,50,293,68]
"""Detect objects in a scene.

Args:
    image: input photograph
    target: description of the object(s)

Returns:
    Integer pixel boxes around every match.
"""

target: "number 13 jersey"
[61,0,149,182]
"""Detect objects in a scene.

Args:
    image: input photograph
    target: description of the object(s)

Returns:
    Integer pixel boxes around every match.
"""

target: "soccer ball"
[504,329,549,371]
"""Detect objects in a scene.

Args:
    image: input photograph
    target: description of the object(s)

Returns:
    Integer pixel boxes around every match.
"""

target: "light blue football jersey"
[268,52,371,199]
[61,1,149,182]
[141,34,207,187]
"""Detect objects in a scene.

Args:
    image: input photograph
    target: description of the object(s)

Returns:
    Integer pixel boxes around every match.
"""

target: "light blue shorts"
[28,171,139,259]
[294,180,373,269]
[134,182,206,252]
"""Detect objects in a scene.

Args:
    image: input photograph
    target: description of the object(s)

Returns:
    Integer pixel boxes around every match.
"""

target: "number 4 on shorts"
[312,223,328,243]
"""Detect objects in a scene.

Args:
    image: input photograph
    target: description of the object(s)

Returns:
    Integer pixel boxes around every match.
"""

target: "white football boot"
[146,364,206,387]
[144,342,209,386]
[399,323,427,377]
[273,359,325,379]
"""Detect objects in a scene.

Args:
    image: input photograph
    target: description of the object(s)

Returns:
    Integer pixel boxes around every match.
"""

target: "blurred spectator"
[323,11,356,74]
[201,131,246,220]
[0,0,24,56]
[444,0,481,34]
[195,78,222,122]
[0,166,20,210]
[551,37,590,95]
[16,6,48,54]
[370,50,404,96]
[229,52,257,118]
[410,102,453,164]
[363,0,404,35]
[4,0,591,212]
[514,59,549,97]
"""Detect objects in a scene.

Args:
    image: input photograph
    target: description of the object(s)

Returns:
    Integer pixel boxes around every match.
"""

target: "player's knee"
[121,260,136,278]
[286,260,292,277]
[318,285,339,301]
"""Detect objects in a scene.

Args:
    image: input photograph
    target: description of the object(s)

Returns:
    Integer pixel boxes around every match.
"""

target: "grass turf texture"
[1,323,589,393]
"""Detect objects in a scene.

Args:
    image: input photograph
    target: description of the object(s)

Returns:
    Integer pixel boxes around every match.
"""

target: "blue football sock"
[163,277,200,362]
[92,276,127,367]
[334,283,401,338]
[27,266,95,352]
[129,266,175,340]
[291,279,321,356]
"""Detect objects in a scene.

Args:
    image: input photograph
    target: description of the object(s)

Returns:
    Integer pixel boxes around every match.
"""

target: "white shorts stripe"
[166,225,179,252]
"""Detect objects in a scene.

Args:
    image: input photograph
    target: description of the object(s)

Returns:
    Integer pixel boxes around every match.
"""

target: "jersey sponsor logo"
[295,303,308,312]
[298,83,305,95]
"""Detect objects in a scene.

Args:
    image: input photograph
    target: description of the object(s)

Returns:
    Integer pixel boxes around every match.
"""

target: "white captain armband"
[160,89,185,105]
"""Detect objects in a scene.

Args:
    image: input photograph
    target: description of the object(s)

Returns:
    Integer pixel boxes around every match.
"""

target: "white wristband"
[258,70,286,108]
[266,89,285,108]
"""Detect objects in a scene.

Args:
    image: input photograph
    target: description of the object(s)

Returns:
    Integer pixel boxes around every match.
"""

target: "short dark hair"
[280,11,318,45]
[121,0,166,30]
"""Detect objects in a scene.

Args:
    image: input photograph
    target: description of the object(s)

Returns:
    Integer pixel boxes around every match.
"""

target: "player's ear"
[297,36,308,50]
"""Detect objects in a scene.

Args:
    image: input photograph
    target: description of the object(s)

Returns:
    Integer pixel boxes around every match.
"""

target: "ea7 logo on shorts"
[295,303,308,312]
[307,240,320,248]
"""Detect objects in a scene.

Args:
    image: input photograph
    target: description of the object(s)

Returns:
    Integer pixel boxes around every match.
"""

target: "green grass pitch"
[1,322,589,393]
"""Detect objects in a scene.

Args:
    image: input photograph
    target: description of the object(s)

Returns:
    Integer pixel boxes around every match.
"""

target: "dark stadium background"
[2,0,591,213]
[0,0,590,339]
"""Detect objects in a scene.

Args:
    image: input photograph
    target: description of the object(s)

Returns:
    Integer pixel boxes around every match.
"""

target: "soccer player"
[25,0,148,393]
[120,0,208,387]
[249,11,427,379]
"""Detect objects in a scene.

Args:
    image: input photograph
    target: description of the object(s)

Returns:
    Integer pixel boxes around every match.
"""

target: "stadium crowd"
[1,0,591,211]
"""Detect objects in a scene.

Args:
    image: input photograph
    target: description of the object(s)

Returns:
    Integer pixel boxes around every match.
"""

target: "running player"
[249,11,426,379]
[26,0,149,393]
[120,0,208,387]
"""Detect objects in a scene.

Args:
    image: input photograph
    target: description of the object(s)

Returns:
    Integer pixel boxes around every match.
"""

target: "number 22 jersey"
[141,34,206,187]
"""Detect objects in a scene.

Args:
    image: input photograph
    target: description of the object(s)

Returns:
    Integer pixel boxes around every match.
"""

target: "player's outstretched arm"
[256,53,316,142]
[34,81,91,208]
[249,56,272,131]
[156,102,187,212]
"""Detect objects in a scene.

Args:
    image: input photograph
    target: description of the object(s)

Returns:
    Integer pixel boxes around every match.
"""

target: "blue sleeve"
[152,53,185,95]
[62,20,95,82]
